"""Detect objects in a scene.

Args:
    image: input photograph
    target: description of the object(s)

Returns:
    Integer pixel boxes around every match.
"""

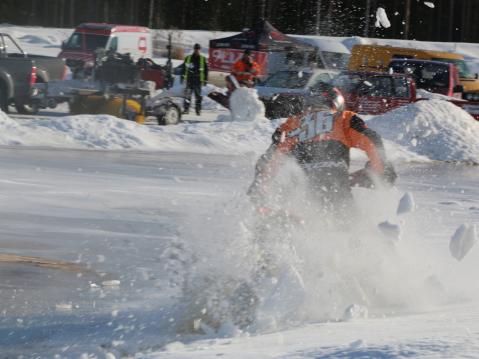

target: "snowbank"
[0,110,274,154]
[368,99,479,164]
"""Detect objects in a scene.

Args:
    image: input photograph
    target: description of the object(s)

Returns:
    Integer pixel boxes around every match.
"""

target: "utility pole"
[315,0,322,34]
[364,0,371,37]
[404,0,411,39]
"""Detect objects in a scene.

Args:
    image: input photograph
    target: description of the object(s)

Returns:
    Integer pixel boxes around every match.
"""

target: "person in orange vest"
[181,43,208,115]
[248,83,396,218]
[232,49,260,87]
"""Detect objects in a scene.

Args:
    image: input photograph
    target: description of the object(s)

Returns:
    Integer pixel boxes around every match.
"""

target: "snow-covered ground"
[0,24,478,358]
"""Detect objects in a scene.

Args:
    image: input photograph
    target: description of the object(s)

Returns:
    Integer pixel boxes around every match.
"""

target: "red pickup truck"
[331,71,415,115]
[331,71,479,121]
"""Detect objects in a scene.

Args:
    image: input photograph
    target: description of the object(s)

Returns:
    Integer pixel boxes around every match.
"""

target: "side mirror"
[475,73,478,80]
[453,84,464,93]
[61,40,66,50]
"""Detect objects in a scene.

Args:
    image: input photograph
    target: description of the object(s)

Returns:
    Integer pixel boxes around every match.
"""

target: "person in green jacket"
[181,43,208,116]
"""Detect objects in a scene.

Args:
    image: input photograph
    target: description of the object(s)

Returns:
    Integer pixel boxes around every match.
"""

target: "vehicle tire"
[0,82,8,113]
[158,104,181,125]
[14,101,40,115]
[14,76,43,115]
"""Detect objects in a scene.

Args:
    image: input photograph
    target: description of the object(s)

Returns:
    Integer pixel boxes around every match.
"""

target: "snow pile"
[224,87,267,122]
[368,99,479,163]
[0,111,159,149]
[416,89,462,101]
[0,83,274,154]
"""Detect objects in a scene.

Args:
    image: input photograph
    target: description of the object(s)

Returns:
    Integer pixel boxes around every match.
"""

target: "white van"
[59,23,153,69]
[292,35,351,70]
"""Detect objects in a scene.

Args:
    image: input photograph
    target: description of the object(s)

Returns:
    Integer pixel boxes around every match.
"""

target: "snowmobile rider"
[181,43,208,116]
[248,83,397,216]
[232,49,260,87]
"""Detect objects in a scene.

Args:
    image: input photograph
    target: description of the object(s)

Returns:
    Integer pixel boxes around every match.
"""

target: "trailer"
[32,45,182,125]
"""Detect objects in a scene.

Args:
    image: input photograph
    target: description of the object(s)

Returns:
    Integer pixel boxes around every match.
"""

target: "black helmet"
[305,82,345,114]
[193,43,201,50]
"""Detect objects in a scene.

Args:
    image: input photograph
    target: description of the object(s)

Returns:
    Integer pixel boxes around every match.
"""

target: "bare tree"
[259,0,266,18]
[364,0,371,37]
[69,0,75,26]
[148,0,155,28]
[315,0,322,34]
[404,0,411,39]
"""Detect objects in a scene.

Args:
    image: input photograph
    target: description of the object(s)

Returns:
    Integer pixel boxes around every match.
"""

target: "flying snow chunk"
[343,304,368,321]
[449,224,477,261]
[378,221,401,241]
[375,7,391,28]
[55,302,73,311]
[397,192,416,215]
[102,280,121,287]
[424,2,435,8]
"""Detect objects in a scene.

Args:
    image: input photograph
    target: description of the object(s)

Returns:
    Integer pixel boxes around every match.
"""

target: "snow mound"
[0,111,160,149]
[368,100,479,164]
[0,110,275,154]
[229,87,267,122]
[416,89,463,102]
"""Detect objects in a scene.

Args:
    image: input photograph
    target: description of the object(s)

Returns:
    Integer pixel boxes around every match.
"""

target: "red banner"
[208,48,268,76]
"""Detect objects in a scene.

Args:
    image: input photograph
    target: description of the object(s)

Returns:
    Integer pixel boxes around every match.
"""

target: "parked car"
[59,23,152,77]
[348,43,479,101]
[0,33,66,114]
[255,68,339,118]
[332,70,479,121]
[330,71,417,115]
[388,59,463,98]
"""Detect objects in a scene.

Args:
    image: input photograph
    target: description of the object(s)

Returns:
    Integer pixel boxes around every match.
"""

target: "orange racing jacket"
[250,110,396,201]
[232,59,260,84]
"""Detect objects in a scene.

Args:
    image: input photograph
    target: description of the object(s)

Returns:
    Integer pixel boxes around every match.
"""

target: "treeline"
[1,0,479,42]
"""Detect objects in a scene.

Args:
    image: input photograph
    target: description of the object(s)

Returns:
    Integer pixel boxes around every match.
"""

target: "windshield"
[64,32,109,51]
[433,57,472,78]
[390,62,450,89]
[262,71,313,89]
[321,52,350,69]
